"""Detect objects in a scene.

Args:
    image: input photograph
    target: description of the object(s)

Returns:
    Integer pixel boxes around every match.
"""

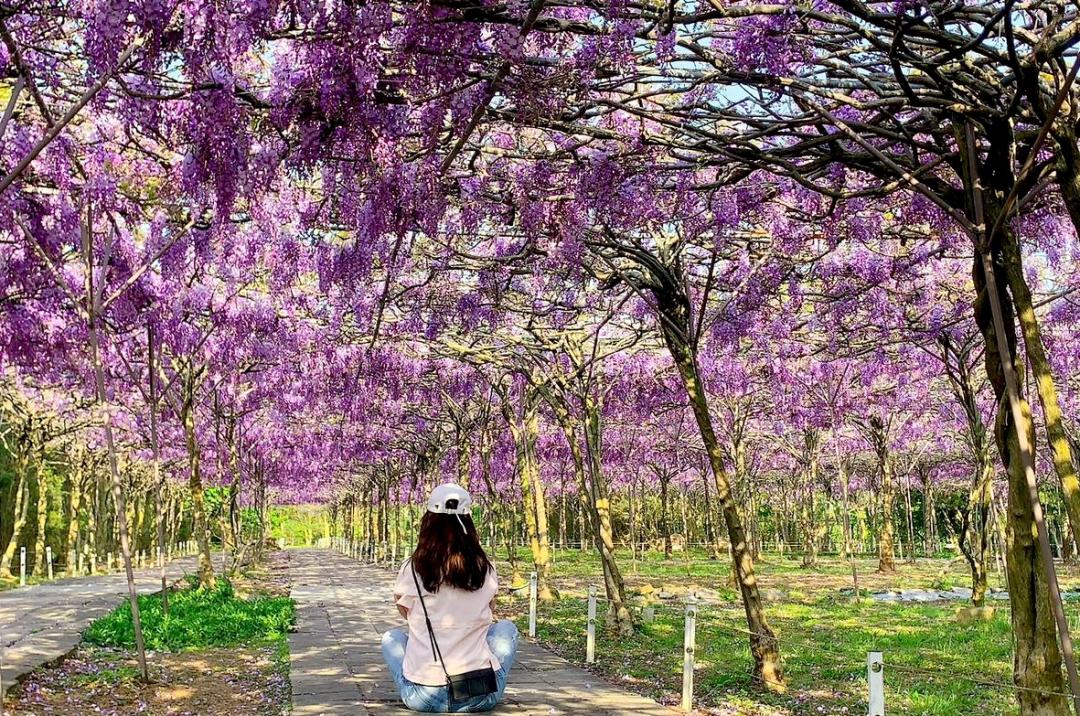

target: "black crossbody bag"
[410,563,498,704]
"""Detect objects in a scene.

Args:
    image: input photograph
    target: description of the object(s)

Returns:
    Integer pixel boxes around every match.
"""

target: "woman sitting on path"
[381,483,519,713]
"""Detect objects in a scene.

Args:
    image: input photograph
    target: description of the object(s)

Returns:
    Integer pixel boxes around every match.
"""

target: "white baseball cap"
[427,483,473,515]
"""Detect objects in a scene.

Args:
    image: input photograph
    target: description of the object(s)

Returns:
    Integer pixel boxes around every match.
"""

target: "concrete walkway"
[288,549,676,715]
[0,555,201,696]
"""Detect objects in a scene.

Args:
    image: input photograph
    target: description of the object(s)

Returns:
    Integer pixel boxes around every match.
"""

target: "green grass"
[517,594,1021,716]
[84,577,295,651]
[487,548,1080,715]
[494,545,1011,593]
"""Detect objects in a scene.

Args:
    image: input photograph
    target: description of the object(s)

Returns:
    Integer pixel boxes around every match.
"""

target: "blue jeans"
[381,620,519,713]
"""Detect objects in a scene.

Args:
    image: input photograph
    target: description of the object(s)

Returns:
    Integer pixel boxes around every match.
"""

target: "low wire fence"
[10,541,203,587]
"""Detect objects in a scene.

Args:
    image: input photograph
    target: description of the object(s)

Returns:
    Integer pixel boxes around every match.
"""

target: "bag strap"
[410,561,452,685]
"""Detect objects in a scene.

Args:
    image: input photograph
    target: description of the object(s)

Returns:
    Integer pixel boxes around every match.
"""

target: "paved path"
[288,549,676,715]
[0,555,202,696]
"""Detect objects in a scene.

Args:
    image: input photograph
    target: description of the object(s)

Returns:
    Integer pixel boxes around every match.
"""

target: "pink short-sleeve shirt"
[393,560,500,686]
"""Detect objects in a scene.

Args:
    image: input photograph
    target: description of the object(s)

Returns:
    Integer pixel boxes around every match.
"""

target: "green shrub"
[84,578,294,651]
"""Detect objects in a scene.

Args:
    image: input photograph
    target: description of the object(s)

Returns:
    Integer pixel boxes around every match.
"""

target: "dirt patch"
[232,550,291,599]
[3,550,294,716]
[3,644,289,716]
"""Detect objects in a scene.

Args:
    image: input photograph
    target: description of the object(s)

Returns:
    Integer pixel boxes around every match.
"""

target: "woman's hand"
[394,594,409,619]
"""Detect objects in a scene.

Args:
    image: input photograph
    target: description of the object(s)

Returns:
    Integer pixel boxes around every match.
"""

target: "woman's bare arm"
[394,594,409,619]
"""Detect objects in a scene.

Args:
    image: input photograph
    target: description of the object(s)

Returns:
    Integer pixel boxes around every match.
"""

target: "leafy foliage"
[84,578,294,652]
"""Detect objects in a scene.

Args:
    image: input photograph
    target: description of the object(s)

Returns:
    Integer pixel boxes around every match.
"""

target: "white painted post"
[528,572,538,638]
[46,546,53,580]
[77,551,85,575]
[90,553,97,575]
[681,601,697,712]
[586,586,597,664]
[19,548,26,586]
[867,652,884,716]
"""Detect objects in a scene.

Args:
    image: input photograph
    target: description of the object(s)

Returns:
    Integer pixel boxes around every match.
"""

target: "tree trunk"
[800,433,820,568]
[658,310,783,691]
[0,462,29,578]
[502,389,555,600]
[64,464,82,562]
[83,215,149,680]
[659,472,672,559]
[33,458,48,575]
[227,419,241,573]
[581,392,633,636]
[1002,401,1069,714]
[969,458,993,606]
[182,391,215,589]
[836,443,859,592]
[866,419,897,573]
[733,432,756,559]
[902,469,917,564]
[970,202,1069,714]
[1001,232,1080,552]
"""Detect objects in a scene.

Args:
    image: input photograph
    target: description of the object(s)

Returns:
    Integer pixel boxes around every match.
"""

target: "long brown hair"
[412,511,492,593]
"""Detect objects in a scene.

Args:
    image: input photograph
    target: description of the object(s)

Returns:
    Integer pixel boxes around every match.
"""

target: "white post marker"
[528,572,538,638]
[19,547,26,586]
[681,600,697,712]
[867,652,884,716]
[586,586,597,664]
[46,546,53,580]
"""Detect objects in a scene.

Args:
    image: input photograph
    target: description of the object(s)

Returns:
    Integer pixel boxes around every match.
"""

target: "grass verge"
[84,576,295,651]
[514,593,1032,716]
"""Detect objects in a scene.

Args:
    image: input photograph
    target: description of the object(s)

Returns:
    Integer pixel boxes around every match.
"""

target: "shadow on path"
[288,548,676,715]
[0,555,204,696]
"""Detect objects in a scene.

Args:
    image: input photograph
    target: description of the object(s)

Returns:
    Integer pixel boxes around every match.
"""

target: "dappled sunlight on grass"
[501,548,1039,715]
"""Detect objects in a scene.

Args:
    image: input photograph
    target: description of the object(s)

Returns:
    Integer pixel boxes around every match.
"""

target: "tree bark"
[181,387,215,589]
[501,387,555,600]
[971,202,1069,714]
[656,296,783,690]
[1001,231,1080,552]
[0,461,29,578]
[865,418,897,572]
[581,391,633,635]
